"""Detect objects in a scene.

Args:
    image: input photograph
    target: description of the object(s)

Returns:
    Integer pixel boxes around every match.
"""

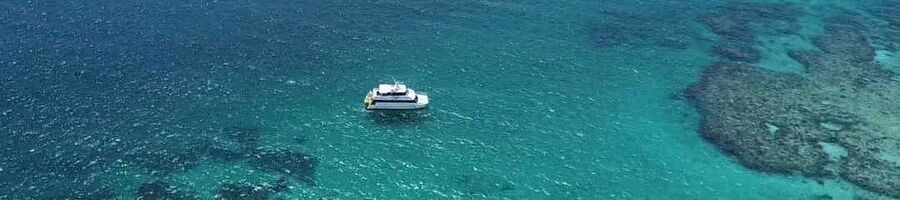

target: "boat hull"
[365,94,429,110]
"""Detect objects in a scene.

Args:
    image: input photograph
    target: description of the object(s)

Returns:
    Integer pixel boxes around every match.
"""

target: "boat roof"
[377,84,408,94]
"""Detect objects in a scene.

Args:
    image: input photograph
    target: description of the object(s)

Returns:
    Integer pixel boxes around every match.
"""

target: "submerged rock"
[687,10,900,198]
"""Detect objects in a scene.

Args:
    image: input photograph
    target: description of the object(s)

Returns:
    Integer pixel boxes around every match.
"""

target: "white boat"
[364,83,429,110]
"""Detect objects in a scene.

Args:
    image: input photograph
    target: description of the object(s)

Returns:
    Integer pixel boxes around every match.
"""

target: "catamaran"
[364,83,429,110]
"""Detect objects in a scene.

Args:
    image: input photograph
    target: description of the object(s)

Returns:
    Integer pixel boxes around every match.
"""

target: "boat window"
[377,91,407,95]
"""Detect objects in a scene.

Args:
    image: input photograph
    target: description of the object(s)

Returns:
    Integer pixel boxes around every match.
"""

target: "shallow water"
[1,0,898,199]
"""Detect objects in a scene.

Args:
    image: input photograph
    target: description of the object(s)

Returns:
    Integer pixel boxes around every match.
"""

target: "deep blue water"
[1,0,898,199]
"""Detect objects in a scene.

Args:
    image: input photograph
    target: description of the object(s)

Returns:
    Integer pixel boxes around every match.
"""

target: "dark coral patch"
[587,17,656,48]
[214,183,269,200]
[701,2,802,63]
[137,181,192,200]
[712,40,761,63]
[703,2,801,39]
[204,126,266,161]
[267,177,291,193]
[203,138,246,161]
[813,194,833,200]
[212,178,293,200]
[813,15,875,63]
[56,187,117,200]
[840,151,900,198]
[223,126,263,150]
[688,10,900,198]
[453,173,516,198]
[249,150,317,185]
[868,1,900,51]
[586,5,698,49]
[703,13,752,41]
[869,1,900,28]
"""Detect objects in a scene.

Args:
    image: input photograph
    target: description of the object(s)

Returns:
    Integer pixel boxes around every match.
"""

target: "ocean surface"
[1,0,898,199]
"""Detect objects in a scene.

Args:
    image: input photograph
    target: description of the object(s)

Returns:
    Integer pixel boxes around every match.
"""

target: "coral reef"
[687,61,829,175]
[701,3,802,63]
[687,11,900,198]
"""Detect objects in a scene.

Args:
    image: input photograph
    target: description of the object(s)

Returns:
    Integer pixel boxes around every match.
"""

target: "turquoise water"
[1,0,897,199]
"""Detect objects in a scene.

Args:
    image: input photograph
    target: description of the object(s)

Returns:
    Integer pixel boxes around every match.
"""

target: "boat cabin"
[376,84,408,95]
[370,83,418,102]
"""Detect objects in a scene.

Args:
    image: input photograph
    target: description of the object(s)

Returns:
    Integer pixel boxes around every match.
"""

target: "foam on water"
[876,50,900,72]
